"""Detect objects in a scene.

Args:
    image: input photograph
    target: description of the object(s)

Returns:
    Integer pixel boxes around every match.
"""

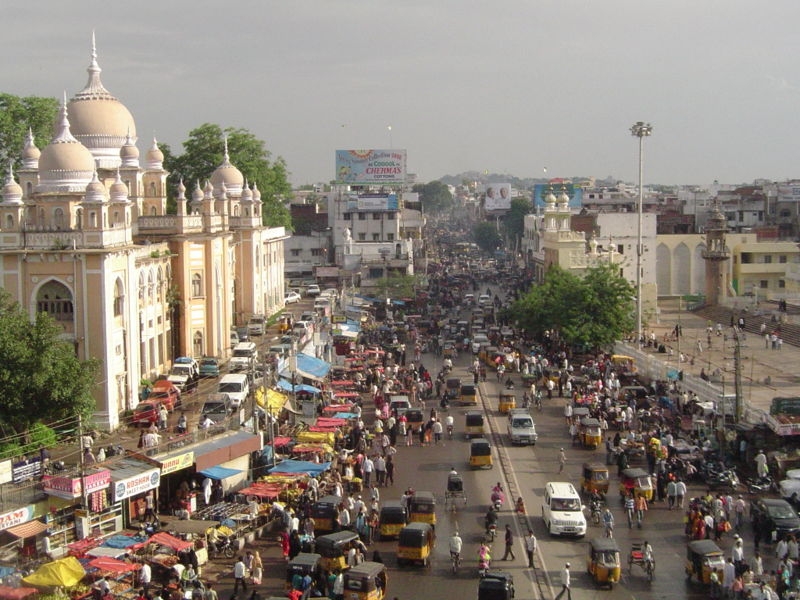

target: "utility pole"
[733,331,743,423]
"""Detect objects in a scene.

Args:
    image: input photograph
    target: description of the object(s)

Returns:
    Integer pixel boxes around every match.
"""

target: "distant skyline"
[3,1,800,188]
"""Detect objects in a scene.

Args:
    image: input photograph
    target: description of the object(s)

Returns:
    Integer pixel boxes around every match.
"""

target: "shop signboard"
[12,457,42,483]
[160,451,195,475]
[0,505,34,531]
[112,468,160,502]
[45,470,112,500]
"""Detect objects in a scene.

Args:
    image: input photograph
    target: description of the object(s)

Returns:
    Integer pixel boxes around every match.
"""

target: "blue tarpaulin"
[334,413,359,419]
[199,466,242,480]
[277,380,321,394]
[267,459,331,476]
[102,535,143,549]
[294,353,331,381]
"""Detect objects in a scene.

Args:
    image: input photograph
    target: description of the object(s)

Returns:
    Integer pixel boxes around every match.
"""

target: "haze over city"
[3,0,799,187]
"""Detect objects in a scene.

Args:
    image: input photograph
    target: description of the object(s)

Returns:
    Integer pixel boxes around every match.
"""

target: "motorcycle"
[504,378,515,390]
[491,486,505,511]
[212,536,235,559]
[589,500,603,525]
[447,424,454,440]
[478,551,491,576]
[701,462,739,490]
[746,475,775,494]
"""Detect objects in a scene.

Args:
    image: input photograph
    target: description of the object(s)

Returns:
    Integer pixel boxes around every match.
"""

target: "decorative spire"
[74,31,115,101]
[223,136,230,163]
[52,92,79,144]
[177,178,186,200]
[2,161,23,204]
[110,168,130,203]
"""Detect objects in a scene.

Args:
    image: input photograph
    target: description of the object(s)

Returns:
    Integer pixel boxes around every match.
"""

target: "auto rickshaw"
[408,491,436,527]
[469,437,493,469]
[572,406,590,419]
[499,393,516,415]
[278,314,292,334]
[312,494,342,535]
[619,468,654,501]
[460,384,478,406]
[405,409,425,433]
[465,411,486,438]
[482,346,499,367]
[587,537,621,588]
[343,561,387,600]
[378,501,408,540]
[579,418,602,449]
[397,522,435,566]
[478,571,515,600]
[446,377,462,396]
[315,530,359,572]
[581,462,610,496]
[285,553,322,592]
[685,540,725,584]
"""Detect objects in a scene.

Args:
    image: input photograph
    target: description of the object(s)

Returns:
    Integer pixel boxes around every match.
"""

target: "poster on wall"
[335,150,406,185]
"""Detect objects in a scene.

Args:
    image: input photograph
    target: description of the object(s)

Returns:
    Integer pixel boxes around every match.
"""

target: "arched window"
[157,267,164,303]
[5,215,13,229]
[150,206,157,216]
[89,212,97,228]
[148,271,155,304]
[193,331,203,357]
[25,182,32,197]
[75,208,83,230]
[36,280,74,321]
[113,278,125,317]
[53,208,64,229]
[113,211,119,225]
[149,182,156,197]
[233,205,240,217]
[245,207,250,217]
[38,208,45,226]
[138,273,145,302]
[192,273,203,298]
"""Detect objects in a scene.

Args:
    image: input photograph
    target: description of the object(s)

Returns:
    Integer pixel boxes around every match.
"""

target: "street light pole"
[630,121,652,349]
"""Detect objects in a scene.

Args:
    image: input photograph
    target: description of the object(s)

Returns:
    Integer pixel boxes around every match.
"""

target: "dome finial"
[223,135,230,162]
[52,92,78,144]
[77,31,112,99]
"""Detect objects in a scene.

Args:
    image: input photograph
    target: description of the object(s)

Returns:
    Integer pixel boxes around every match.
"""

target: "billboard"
[533,183,583,209]
[336,150,406,185]
[484,183,512,212]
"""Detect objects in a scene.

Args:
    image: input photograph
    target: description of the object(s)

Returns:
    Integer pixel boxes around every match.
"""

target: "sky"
[3,0,800,188]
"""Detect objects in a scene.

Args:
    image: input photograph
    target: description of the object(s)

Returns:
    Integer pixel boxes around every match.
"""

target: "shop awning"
[143,532,193,552]
[194,431,262,472]
[276,380,321,394]
[199,466,242,480]
[86,547,130,559]
[6,520,48,539]
[88,557,140,574]
[266,459,331,476]
[256,388,287,413]
[166,520,219,536]
[281,353,331,382]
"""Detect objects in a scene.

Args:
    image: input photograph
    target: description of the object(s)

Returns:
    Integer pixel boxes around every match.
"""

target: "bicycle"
[450,551,461,574]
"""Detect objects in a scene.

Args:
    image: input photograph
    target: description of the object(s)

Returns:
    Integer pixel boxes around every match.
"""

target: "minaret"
[702,199,731,306]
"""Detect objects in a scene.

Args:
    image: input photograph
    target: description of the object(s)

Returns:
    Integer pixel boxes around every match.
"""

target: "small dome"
[2,165,23,204]
[210,138,243,193]
[21,128,41,169]
[176,178,186,200]
[203,180,214,199]
[252,181,261,202]
[545,192,557,205]
[559,191,570,204]
[146,138,164,170]
[191,180,204,203]
[241,181,253,203]
[38,99,95,191]
[120,133,139,167]
[83,170,107,203]
[110,170,129,203]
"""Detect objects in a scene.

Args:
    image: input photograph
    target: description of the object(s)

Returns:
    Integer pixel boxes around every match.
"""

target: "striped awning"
[6,520,48,539]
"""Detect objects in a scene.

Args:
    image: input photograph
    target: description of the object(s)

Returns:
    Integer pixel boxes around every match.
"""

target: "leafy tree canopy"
[504,196,532,242]
[374,273,423,300]
[0,291,99,438]
[0,94,59,182]
[473,221,501,253]
[510,263,635,350]
[412,181,454,213]
[164,124,292,229]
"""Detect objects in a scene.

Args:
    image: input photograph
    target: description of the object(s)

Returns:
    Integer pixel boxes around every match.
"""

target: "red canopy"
[309,426,339,432]
[315,418,346,427]
[135,532,193,552]
[322,404,353,414]
[330,380,356,387]
[0,587,38,600]
[238,483,283,499]
[333,392,360,399]
[89,557,141,574]
[267,436,292,447]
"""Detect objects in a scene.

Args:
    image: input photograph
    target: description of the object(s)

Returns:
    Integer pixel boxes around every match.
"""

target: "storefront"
[43,469,115,542]
[156,450,196,516]
[107,458,161,528]
[0,506,43,564]
[194,431,262,495]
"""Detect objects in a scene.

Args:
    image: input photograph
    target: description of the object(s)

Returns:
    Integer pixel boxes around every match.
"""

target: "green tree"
[504,196,532,244]
[412,181,454,213]
[374,273,422,300]
[510,263,635,350]
[473,222,501,253]
[164,124,292,229]
[0,291,99,439]
[0,94,59,182]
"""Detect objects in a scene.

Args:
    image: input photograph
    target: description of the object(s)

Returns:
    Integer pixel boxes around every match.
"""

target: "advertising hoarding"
[484,183,512,212]
[336,150,406,185]
[533,184,584,209]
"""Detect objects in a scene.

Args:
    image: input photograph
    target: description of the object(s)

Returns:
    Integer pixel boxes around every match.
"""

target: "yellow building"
[0,41,286,429]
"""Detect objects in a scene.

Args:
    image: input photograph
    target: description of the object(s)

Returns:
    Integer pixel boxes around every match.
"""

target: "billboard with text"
[484,183,512,212]
[336,150,406,185]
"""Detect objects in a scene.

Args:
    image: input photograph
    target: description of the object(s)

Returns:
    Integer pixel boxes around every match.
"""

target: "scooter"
[491,485,505,511]
[478,553,491,576]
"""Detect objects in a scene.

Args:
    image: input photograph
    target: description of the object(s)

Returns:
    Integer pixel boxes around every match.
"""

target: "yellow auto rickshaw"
[469,437,493,469]
[397,522,435,567]
[619,468,654,501]
[312,494,342,535]
[378,501,408,540]
[580,417,602,449]
[482,346,499,367]
[315,530,359,572]
[408,491,436,527]
[460,384,477,406]
[465,411,486,438]
[343,561,387,600]
[581,462,610,496]
[285,553,322,592]
[498,392,516,414]
[587,537,621,588]
[685,540,725,584]
[278,314,292,334]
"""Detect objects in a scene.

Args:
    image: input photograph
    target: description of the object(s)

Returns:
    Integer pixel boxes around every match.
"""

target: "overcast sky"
[3,0,799,188]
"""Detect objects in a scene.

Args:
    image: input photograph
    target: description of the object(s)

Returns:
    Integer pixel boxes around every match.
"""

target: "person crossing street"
[501,524,516,561]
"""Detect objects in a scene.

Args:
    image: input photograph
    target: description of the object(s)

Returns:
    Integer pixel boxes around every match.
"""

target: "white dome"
[38,100,95,193]
[110,170,129,203]
[210,139,243,194]
[21,128,41,169]
[120,133,139,167]
[83,171,107,204]
[2,166,23,204]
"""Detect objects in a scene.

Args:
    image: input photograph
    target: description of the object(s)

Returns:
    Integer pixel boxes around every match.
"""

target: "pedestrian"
[554,563,572,600]
[139,561,151,595]
[524,530,537,568]
[675,478,687,509]
[385,456,394,486]
[250,551,263,585]
[558,448,566,474]
[233,557,248,595]
[667,478,677,510]
[204,583,217,600]
[501,524,516,561]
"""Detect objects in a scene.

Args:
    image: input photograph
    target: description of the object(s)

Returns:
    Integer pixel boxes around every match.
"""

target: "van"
[230,342,257,371]
[542,482,586,537]
[507,410,538,445]
[217,373,250,409]
[389,395,411,417]
[247,314,265,336]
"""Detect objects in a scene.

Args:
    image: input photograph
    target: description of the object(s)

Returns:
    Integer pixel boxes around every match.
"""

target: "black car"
[236,326,250,343]
[200,393,233,425]
[751,498,800,539]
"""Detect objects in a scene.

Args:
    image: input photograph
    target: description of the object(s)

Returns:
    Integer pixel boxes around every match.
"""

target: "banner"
[335,150,406,185]
[160,451,195,475]
[0,506,34,531]
[112,468,160,502]
[533,183,583,208]
[484,183,512,212]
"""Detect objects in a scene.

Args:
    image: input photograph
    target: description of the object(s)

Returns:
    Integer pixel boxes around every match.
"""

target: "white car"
[284,291,301,304]
[321,288,339,300]
[306,284,321,297]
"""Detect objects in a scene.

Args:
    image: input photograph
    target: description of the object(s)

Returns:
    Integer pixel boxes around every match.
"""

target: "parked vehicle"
[147,380,181,410]
[306,284,321,297]
[199,356,220,377]
[247,314,265,336]
[284,291,301,304]
[750,498,800,539]
[200,393,232,425]
[316,530,358,572]
[342,561,387,600]
[217,373,250,409]
[685,540,725,585]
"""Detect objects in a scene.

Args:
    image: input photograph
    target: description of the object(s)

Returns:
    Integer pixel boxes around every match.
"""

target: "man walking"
[524,530,537,568]
[501,524,516,561]
[554,563,572,600]
[233,556,247,594]
[558,448,567,474]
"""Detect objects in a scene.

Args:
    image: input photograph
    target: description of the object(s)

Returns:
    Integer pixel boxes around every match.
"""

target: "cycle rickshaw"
[445,472,467,510]
[628,541,655,581]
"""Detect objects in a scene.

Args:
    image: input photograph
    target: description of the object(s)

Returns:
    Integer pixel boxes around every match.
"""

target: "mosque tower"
[701,199,731,306]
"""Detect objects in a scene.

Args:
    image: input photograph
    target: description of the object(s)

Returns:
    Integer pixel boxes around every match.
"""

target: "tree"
[0,94,59,182]
[473,222,501,253]
[510,263,635,350]
[0,291,99,439]
[374,273,422,300]
[164,124,292,229]
[412,181,454,213]
[504,196,532,244]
